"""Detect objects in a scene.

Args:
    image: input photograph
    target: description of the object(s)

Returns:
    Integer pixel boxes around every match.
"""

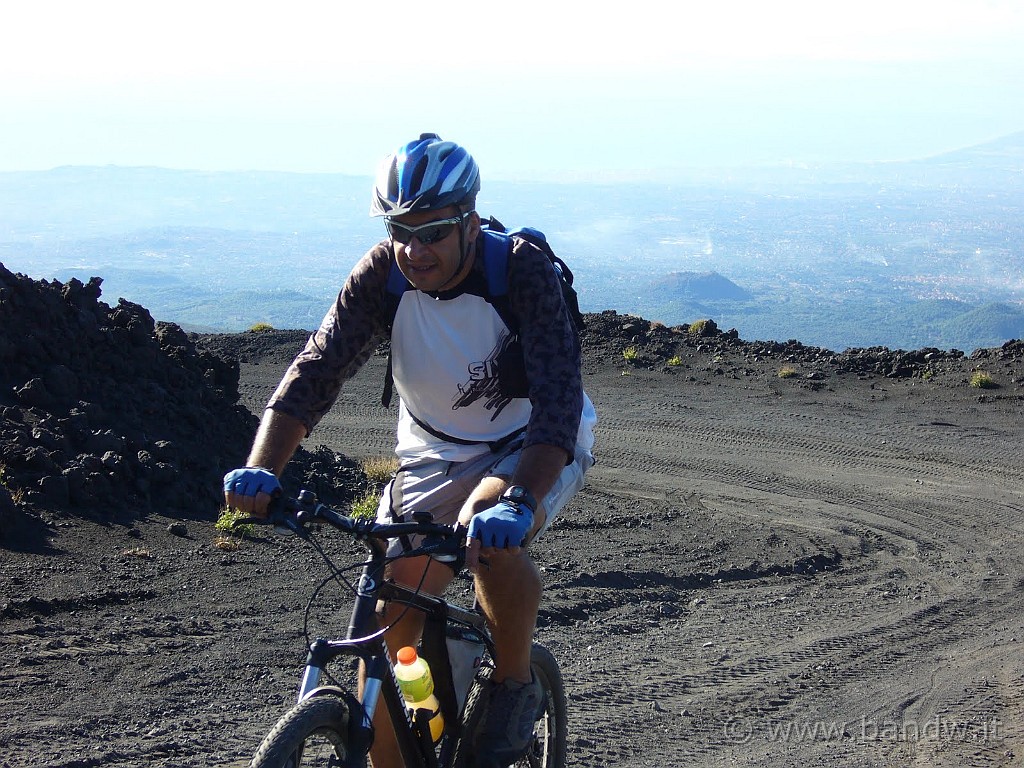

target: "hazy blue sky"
[2,0,1022,180]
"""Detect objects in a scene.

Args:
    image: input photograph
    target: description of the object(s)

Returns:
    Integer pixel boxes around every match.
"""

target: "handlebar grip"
[232,493,300,532]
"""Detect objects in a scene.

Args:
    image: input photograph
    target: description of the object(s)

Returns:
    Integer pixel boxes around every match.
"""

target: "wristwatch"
[500,485,537,514]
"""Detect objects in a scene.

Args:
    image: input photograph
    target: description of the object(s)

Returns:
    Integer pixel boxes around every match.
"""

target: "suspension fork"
[298,546,431,766]
[297,544,387,700]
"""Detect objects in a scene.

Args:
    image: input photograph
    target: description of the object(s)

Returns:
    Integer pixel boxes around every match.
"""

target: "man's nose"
[403,237,430,258]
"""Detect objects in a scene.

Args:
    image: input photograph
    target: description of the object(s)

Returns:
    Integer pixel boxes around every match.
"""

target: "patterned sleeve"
[266,243,392,434]
[507,237,584,456]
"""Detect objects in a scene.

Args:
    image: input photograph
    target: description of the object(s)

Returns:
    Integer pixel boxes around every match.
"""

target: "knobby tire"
[250,695,355,768]
[453,643,568,768]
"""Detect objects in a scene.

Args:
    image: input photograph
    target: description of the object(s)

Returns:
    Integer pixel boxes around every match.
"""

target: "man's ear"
[465,210,482,243]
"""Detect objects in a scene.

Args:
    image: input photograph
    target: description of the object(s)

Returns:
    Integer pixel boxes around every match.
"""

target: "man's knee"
[377,556,454,646]
[477,547,541,592]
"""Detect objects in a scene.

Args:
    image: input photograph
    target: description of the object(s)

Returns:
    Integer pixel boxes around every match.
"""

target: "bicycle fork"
[295,549,438,767]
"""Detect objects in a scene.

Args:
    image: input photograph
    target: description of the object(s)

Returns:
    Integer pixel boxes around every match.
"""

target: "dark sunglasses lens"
[386,221,411,244]
[387,220,457,245]
[416,224,452,245]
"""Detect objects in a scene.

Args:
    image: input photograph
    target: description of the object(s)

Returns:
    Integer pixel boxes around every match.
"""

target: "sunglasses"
[385,213,471,246]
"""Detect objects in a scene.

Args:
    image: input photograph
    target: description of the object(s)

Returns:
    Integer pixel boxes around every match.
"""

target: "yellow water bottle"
[394,646,444,742]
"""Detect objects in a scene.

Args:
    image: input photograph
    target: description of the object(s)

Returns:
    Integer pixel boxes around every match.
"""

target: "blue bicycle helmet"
[370,133,480,217]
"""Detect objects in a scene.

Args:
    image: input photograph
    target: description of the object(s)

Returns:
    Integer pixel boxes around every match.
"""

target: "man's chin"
[411,266,461,292]
[407,274,440,291]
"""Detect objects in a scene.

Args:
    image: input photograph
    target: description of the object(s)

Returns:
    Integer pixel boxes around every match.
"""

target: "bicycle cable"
[298,526,436,675]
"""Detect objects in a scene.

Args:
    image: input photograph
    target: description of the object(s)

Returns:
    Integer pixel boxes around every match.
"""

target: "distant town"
[2,132,1022,353]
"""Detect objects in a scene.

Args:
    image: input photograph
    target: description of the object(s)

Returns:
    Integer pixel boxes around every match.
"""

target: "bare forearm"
[511,443,571,502]
[246,408,307,475]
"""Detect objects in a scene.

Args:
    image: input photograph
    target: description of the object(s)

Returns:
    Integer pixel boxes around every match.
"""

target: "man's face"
[389,207,480,292]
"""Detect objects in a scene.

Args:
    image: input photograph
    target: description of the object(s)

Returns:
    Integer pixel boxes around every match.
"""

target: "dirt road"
[3,323,1023,767]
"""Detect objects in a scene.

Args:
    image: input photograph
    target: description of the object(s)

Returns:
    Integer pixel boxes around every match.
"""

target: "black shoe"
[473,673,543,767]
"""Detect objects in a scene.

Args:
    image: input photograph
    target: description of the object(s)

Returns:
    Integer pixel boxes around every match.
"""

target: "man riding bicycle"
[224,133,597,767]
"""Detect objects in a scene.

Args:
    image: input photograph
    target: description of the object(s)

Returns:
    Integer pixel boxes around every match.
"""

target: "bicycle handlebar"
[235,489,468,565]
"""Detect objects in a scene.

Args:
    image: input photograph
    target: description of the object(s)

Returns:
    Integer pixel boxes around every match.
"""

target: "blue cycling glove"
[467,500,534,549]
[223,467,281,498]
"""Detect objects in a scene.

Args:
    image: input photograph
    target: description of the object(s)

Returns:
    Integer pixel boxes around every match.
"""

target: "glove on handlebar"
[467,500,534,548]
[223,467,281,498]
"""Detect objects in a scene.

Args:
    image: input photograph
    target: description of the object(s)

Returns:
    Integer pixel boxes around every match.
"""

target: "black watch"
[500,485,537,514]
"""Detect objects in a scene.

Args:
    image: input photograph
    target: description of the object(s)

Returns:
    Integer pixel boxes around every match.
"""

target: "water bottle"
[394,646,444,742]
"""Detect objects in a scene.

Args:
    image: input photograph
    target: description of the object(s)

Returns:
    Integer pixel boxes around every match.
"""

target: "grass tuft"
[215,507,257,538]
[0,463,20,504]
[969,371,998,389]
[350,488,380,521]
[360,455,399,485]
[213,536,241,552]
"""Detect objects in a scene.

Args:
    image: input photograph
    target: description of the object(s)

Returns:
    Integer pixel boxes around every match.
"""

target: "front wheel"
[454,643,568,768]
[250,695,357,768]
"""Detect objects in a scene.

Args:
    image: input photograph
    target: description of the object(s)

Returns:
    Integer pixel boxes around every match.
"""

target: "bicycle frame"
[291,514,492,768]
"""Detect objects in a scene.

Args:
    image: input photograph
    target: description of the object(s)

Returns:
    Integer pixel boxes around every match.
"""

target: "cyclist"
[224,133,596,767]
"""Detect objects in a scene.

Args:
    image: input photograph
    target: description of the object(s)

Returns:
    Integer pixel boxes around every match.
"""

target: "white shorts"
[376,441,593,552]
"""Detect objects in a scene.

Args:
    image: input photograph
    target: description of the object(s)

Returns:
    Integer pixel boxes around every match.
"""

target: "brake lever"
[233,493,304,536]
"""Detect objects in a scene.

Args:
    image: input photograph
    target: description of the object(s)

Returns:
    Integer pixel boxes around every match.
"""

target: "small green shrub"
[688,319,709,335]
[215,507,257,538]
[622,346,640,362]
[969,371,998,389]
[350,489,380,520]
[667,355,683,367]
[361,455,399,485]
[248,322,274,333]
[1,464,25,505]
[778,366,798,379]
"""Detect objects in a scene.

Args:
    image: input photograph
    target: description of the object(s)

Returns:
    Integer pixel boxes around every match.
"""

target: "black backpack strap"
[483,215,507,234]
[382,354,396,408]
[406,407,525,453]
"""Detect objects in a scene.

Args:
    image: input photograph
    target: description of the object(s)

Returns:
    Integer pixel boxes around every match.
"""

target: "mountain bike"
[244,489,568,768]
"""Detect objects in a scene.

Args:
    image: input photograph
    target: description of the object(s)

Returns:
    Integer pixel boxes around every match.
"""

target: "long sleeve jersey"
[266,235,595,463]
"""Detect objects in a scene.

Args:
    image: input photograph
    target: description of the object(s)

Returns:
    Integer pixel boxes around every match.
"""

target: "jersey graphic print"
[452,332,517,421]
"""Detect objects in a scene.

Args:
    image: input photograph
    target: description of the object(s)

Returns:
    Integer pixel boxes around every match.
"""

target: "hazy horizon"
[3,1,1023,181]
[3,152,1022,354]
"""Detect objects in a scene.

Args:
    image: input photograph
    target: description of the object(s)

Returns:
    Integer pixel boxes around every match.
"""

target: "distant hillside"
[3,132,1023,353]
[918,130,1024,170]
[867,129,1024,189]
[937,302,1024,349]
[647,271,751,302]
